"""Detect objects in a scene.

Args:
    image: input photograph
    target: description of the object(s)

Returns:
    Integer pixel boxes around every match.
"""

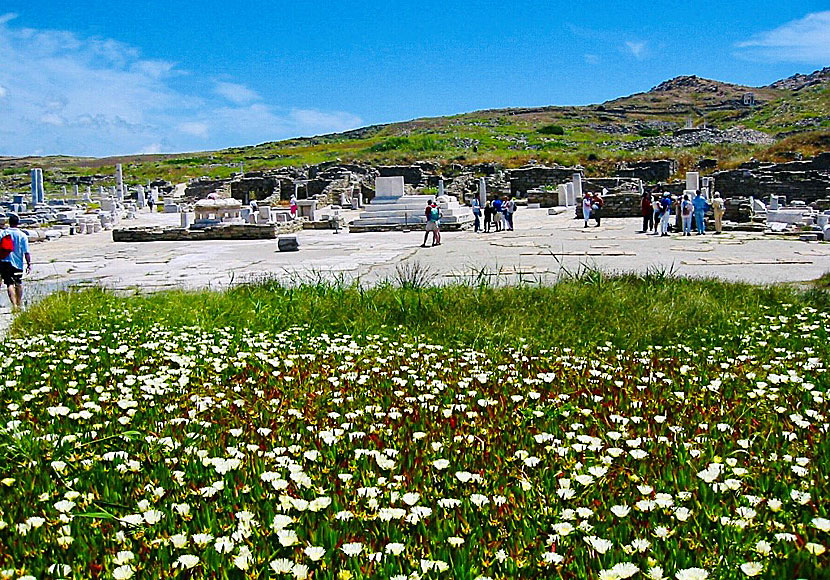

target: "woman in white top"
[582,195,592,228]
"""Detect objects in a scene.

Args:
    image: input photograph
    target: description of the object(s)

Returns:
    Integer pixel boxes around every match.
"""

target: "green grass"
[12,273,827,351]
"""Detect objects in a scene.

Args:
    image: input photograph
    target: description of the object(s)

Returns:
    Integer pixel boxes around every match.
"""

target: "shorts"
[0,261,23,286]
[425,221,439,232]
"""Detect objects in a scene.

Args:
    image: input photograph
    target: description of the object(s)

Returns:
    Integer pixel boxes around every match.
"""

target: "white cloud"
[737,11,830,62]
[584,54,600,65]
[177,121,210,138]
[625,41,647,59]
[0,18,362,156]
[214,81,260,104]
[288,109,362,133]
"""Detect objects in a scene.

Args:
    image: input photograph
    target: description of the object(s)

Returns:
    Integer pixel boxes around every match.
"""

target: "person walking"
[693,191,709,235]
[483,201,494,232]
[712,192,725,234]
[641,192,653,233]
[681,194,693,236]
[471,197,482,232]
[289,194,298,219]
[659,193,672,237]
[582,194,592,228]
[0,214,32,310]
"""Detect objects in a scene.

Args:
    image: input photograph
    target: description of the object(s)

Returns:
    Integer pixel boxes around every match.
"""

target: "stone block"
[278,236,299,252]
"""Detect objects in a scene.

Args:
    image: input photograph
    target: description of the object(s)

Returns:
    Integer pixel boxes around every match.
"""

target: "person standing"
[421,200,441,247]
[582,194,592,228]
[592,191,604,227]
[471,196,482,232]
[483,201,494,232]
[659,193,672,237]
[651,195,662,234]
[492,197,503,232]
[681,194,693,236]
[504,197,516,230]
[712,192,725,234]
[289,194,298,219]
[0,214,32,310]
[641,192,653,233]
[692,191,709,235]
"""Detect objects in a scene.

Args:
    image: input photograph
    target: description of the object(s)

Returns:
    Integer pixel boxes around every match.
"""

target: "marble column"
[478,177,487,207]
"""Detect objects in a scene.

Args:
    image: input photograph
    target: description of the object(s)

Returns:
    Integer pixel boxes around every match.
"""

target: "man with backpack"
[0,214,32,309]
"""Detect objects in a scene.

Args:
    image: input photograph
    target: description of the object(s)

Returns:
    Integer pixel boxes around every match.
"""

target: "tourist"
[693,191,709,235]
[582,194,592,228]
[712,192,725,234]
[492,197,503,232]
[147,195,155,212]
[0,214,32,310]
[504,197,516,230]
[471,197,482,232]
[421,200,441,247]
[681,194,693,236]
[641,192,653,233]
[651,194,662,234]
[484,201,494,232]
[659,193,672,236]
[289,194,298,218]
[592,191,604,227]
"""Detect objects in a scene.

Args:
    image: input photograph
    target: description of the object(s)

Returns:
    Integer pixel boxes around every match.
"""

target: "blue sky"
[0,1,828,156]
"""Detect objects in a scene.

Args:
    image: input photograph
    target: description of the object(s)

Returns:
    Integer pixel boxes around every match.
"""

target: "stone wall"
[185,177,228,199]
[507,166,581,196]
[230,173,281,204]
[112,222,302,242]
[574,193,641,219]
[378,166,424,185]
[712,153,830,203]
[615,159,677,183]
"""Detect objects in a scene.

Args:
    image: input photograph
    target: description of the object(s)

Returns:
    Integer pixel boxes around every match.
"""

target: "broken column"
[115,164,124,201]
[30,169,39,207]
[572,173,582,206]
[478,177,487,207]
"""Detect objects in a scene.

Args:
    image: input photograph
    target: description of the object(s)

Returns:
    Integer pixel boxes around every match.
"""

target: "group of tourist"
[471,196,517,233]
[581,191,606,227]
[640,190,725,236]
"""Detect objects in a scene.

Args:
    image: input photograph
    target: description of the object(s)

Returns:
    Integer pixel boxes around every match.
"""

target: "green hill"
[2,69,829,188]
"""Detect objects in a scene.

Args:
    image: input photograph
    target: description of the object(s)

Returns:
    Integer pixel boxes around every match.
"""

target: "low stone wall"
[507,166,581,196]
[574,193,641,219]
[615,159,677,183]
[112,222,302,242]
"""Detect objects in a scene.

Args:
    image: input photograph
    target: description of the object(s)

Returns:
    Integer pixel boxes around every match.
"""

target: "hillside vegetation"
[1,69,829,188]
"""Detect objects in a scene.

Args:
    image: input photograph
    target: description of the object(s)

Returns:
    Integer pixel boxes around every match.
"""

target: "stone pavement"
[13,209,830,300]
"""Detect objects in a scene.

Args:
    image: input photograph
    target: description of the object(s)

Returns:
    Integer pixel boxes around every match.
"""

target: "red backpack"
[0,234,14,259]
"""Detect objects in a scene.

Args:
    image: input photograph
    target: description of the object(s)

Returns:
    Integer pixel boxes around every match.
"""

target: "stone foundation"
[112,222,302,242]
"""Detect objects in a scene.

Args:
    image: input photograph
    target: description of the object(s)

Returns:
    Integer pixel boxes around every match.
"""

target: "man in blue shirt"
[692,192,709,235]
[0,214,32,309]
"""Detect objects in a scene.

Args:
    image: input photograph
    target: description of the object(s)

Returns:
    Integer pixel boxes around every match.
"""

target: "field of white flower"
[0,302,828,579]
